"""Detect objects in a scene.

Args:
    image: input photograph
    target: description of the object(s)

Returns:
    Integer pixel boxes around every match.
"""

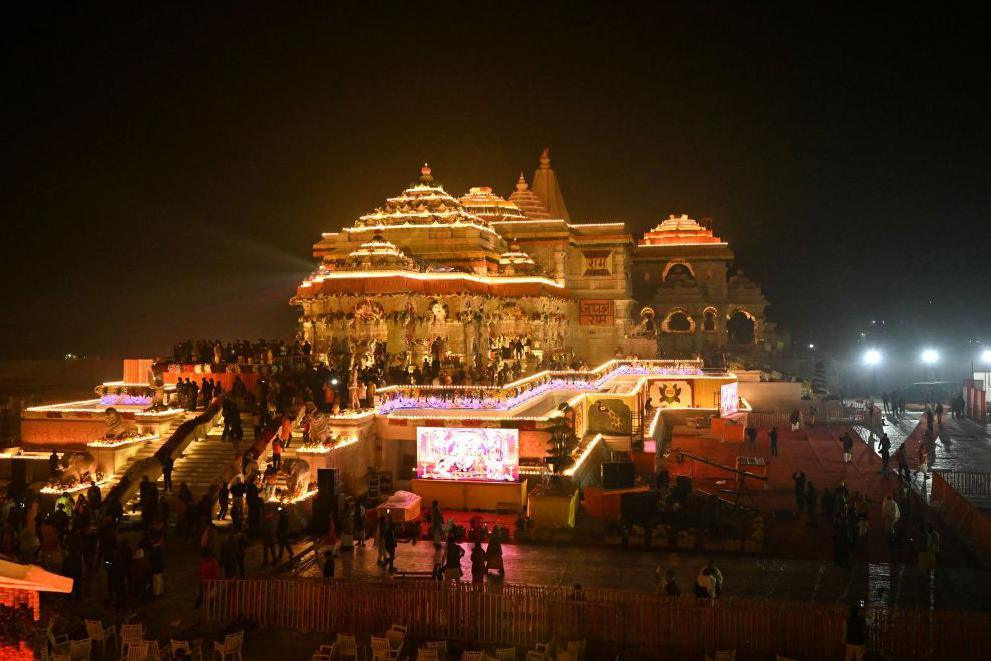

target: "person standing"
[895,446,911,482]
[485,526,505,576]
[844,603,867,661]
[769,426,779,457]
[443,536,465,581]
[925,407,935,436]
[276,506,293,562]
[194,547,220,609]
[271,438,283,471]
[217,481,229,521]
[470,541,487,584]
[161,455,174,492]
[792,471,807,513]
[841,432,854,463]
[322,549,335,581]
[261,507,277,566]
[879,433,891,476]
[821,487,835,524]
[881,495,900,542]
[935,402,944,426]
[383,519,397,573]
[805,482,818,526]
[881,392,890,414]
[187,379,199,412]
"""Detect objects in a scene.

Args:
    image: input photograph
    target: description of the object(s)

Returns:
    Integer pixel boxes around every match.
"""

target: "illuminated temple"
[10,148,786,533]
[294,149,783,366]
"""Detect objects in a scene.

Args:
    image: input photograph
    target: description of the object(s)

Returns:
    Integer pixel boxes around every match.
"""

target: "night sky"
[2,4,988,361]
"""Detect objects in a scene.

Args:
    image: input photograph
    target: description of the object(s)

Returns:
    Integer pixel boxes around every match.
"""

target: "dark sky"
[2,3,988,360]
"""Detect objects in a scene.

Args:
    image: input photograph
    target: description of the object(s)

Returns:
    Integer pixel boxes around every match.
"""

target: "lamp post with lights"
[863,349,882,396]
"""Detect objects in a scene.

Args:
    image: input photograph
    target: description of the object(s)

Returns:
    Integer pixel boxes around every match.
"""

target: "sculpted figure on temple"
[103,407,128,439]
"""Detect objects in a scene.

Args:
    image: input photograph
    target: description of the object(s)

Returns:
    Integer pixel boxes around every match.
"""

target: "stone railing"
[376,359,706,413]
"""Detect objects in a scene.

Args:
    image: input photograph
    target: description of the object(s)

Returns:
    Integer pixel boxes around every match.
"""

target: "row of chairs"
[40,618,243,661]
[312,624,407,661]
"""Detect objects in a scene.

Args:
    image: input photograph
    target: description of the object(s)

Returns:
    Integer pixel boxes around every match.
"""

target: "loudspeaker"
[601,462,635,490]
[317,468,338,496]
[621,491,657,522]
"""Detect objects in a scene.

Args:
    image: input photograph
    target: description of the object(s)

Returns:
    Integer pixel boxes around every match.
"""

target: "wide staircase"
[121,411,255,505]
[163,412,255,498]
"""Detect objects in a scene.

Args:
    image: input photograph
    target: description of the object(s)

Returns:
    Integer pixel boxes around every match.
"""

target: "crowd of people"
[171,338,311,365]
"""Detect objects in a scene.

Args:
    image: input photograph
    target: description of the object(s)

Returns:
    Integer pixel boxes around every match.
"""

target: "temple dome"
[639,214,725,246]
[343,230,415,270]
[460,186,527,223]
[354,163,490,229]
[499,239,536,275]
[507,173,551,219]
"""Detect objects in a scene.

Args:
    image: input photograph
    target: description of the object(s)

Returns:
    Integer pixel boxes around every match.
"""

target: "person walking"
[925,407,935,436]
[935,402,944,426]
[894,445,911,482]
[769,426,779,457]
[792,471,807,513]
[844,603,868,660]
[881,495,900,542]
[353,500,366,547]
[882,392,890,414]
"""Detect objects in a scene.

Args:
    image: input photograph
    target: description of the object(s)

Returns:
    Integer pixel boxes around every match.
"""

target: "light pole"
[863,349,882,397]
[921,349,939,401]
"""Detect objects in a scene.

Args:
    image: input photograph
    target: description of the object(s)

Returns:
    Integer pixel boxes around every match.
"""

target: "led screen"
[416,426,519,482]
[720,382,739,417]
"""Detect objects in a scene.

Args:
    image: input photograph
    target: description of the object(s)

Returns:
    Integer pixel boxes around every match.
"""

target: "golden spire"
[419,162,434,184]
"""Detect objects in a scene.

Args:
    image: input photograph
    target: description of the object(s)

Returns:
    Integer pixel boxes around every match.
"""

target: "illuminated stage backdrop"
[720,382,740,417]
[416,427,519,482]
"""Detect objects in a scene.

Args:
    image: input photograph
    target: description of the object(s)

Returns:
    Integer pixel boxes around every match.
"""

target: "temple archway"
[662,261,696,284]
[702,307,718,332]
[727,310,756,344]
[661,308,695,333]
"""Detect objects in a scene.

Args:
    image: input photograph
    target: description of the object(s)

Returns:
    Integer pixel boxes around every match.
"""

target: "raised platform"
[412,478,527,512]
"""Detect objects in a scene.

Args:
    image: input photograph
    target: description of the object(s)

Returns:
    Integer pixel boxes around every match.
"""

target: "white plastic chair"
[371,636,398,661]
[416,649,439,661]
[122,642,148,661]
[461,652,484,660]
[565,640,585,660]
[425,641,448,653]
[335,634,358,661]
[493,649,516,661]
[85,620,118,658]
[212,631,243,661]
[120,625,145,658]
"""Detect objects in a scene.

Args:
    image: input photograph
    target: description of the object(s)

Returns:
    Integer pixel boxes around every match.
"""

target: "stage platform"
[412,478,527,512]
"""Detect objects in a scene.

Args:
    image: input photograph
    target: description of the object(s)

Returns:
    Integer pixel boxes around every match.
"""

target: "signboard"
[580,299,614,326]
[582,250,613,275]
[648,380,693,409]
[720,382,740,417]
[416,426,519,482]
